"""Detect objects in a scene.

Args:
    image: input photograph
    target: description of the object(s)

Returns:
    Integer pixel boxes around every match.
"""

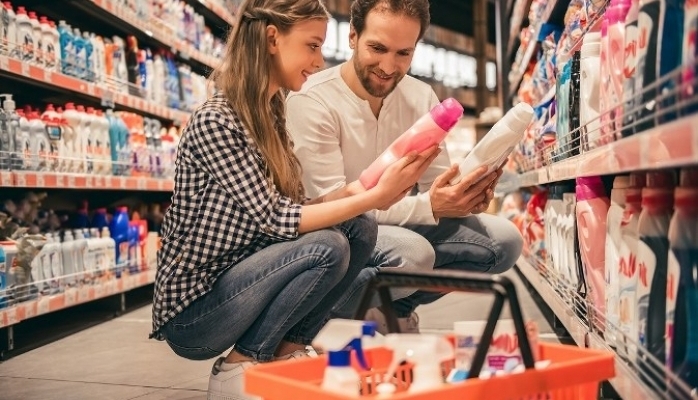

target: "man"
[286,0,523,333]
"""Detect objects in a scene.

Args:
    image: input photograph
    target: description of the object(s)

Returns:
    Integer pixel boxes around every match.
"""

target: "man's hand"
[429,164,498,219]
[470,165,504,214]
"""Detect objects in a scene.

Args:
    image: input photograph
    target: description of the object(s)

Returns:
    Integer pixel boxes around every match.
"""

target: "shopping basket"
[245,269,616,399]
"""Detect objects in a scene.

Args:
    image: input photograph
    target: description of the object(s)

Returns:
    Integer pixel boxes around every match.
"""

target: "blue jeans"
[333,213,523,318]
[162,213,377,362]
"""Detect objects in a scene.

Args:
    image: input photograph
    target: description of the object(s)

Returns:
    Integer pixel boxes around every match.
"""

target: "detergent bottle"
[359,98,463,189]
[382,334,454,393]
[311,319,379,397]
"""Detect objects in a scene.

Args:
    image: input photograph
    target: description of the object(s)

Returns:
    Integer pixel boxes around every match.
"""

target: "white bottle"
[85,107,99,174]
[14,6,32,62]
[41,105,61,172]
[451,102,534,185]
[47,232,63,294]
[61,230,77,287]
[42,18,59,71]
[15,109,30,170]
[36,232,53,295]
[112,36,128,93]
[101,227,116,276]
[605,175,630,347]
[28,11,40,66]
[28,111,49,171]
[87,227,102,278]
[579,32,601,152]
[91,33,105,84]
[1,2,16,56]
[72,229,88,283]
[152,53,166,106]
[62,103,82,173]
[94,109,110,175]
[76,105,89,173]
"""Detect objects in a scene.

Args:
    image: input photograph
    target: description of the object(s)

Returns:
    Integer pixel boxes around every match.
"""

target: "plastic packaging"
[110,206,129,277]
[621,0,641,137]
[579,32,601,152]
[383,333,453,393]
[451,102,533,185]
[605,175,631,347]
[1,2,16,56]
[359,98,463,189]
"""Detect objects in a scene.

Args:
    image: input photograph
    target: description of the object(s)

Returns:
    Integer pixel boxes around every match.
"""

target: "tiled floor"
[0,269,554,400]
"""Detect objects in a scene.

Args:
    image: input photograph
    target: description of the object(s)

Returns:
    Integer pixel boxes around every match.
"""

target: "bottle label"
[635,240,657,347]
[618,232,638,360]
[666,250,679,367]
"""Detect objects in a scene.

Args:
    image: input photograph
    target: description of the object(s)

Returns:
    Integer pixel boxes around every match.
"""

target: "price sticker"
[0,55,8,71]
[67,174,76,188]
[16,173,26,187]
[43,68,53,83]
[101,88,115,108]
[20,61,30,77]
[56,174,66,187]
[36,173,45,187]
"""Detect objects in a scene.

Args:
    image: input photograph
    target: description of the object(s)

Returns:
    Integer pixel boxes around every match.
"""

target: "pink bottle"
[607,0,631,141]
[576,176,610,331]
[359,98,464,189]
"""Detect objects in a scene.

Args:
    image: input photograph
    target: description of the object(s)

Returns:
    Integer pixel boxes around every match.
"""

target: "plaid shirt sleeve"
[189,107,302,241]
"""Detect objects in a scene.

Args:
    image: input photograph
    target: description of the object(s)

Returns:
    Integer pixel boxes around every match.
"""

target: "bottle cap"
[430,98,464,131]
[327,350,351,367]
[506,102,535,133]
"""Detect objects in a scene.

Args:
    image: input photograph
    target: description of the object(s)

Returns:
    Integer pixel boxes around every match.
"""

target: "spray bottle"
[359,98,464,189]
[381,334,453,394]
[311,319,379,397]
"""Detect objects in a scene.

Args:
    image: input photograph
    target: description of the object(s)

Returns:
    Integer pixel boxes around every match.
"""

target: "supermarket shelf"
[86,0,219,71]
[186,0,236,29]
[0,171,174,192]
[516,256,657,400]
[0,55,191,126]
[0,269,156,330]
[518,113,698,187]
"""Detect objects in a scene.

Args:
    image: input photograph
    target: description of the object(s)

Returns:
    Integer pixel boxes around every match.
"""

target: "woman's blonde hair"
[212,0,329,202]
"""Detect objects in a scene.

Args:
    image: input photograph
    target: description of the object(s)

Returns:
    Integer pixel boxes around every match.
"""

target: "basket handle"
[352,269,536,378]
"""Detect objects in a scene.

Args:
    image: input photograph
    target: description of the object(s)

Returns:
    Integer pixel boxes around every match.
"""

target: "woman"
[149,0,439,398]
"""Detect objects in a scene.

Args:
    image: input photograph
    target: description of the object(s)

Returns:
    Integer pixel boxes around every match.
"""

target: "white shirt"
[287,65,452,226]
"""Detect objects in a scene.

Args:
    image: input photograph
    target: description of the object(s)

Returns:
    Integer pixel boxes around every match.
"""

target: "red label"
[490,333,519,354]
[638,261,648,288]
[620,252,637,278]
[667,272,676,301]
[638,27,648,50]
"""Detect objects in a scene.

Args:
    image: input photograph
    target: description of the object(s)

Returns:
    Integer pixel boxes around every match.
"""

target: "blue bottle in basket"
[109,206,129,277]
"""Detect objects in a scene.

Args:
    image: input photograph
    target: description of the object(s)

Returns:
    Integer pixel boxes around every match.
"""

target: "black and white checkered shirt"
[151,93,302,339]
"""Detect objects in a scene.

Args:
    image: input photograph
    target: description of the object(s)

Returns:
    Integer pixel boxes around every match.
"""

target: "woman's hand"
[373,146,440,209]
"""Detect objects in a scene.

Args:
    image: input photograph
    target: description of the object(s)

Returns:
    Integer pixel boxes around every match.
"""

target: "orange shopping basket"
[245,270,616,399]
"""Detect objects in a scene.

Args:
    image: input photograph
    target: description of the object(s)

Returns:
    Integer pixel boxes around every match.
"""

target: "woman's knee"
[306,228,351,277]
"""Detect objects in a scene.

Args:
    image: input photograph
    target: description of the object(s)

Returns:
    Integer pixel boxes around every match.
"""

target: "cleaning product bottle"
[28,111,49,171]
[14,6,31,62]
[82,31,94,82]
[144,48,154,102]
[451,102,533,185]
[128,222,139,273]
[598,19,610,149]
[359,98,463,189]
[15,108,30,170]
[311,319,379,397]
[152,52,166,106]
[40,17,58,71]
[621,0,641,138]
[569,52,582,156]
[61,230,76,287]
[100,226,115,276]
[634,0,662,133]
[618,173,645,362]
[112,36,128,94]
[57,21,73,76]
[28,11,40,65]
[72,28,86,80]
[92,207,108,230]
[576,176,611,332]
[91,33,105,84]
[579,32,601,152]
[126,36,140,96]
[656,0,685,124]
[636,170,675,381]
[666,168,698,387]
[106,109,120,175]
[85,106,98,174]
[383,334,454,393]
[682,0,698,114]
[1,2,16,56]
[110,206,129,277]
[0,94,16,170]
[0,243,7,308]
[606,175,631,347]
[608,0,631,141]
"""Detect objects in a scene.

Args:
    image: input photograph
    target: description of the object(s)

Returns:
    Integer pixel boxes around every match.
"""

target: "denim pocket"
[166,339,221,361]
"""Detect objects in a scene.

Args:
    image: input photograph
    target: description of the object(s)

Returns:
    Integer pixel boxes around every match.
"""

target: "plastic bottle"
[383,334,454,393]
[634,0,662,133]
[92,207,108,230]
[45,19,60,71]
[312,319,379,397]
[48,232,63,294]
[39,16,54,69]
[1,2,16,56]
[451,102,533,185]
[106,109,120,175]
[636,170,675,381]
[598,19,609,149]
[15,108,30,170]
[61,230,76,287]
[110,206,129,276]
[28,11,40,65]
[682,0,698,114]
[359,98,463,189]
[666,168,698,388]
[82,31,94,82]
[0,243,7,308]
[14,6,31,62]
[91,33,105,84]
[607,0,631,141]
[97,109,111,175]
[605,175,631,347]
[72,28,86,80]
[621,0,641,137]
[128,223,139,273]
[62,103,81,173]
[152,52,166,106]
[85,106,100,174]
[100,227,116,277]
[112,36,128,93]
[576,176,611,331]
[57,21,73,76]
[0,94,16,170]
[617,173,645,362]
[569,52,582,156]
[579,32,601,152]
[126,36,140,96]
[656,0,685,124]
[28,111,49,171]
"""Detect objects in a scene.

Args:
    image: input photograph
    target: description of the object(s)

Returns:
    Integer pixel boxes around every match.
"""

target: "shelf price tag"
[5,307,18,326]
[56,174,66,187]
[36,173,45,188]
[0,55,8,71]
[137,178,147,190]
[101,88,116,108]
[37,297,50,315]
[78,286,91,303]
[0,171,11,186]
[20,61,30,77]
[67,175,76,188]
[64,288,77,307]
[43,68,53,83]
[16,173,26,187]
[94,283,105,299]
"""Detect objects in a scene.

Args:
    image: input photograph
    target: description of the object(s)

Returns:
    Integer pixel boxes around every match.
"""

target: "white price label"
[119,176,127,189]
[23,302,36,319]
[36,174,45,187]
[16,173,26,187]
[37,297,50,315]
[64,288,77,307]
[78,286,91,303]
[67,175,76,187]
[20,61,30,77]
[0,55,8,71]
[94,284,105,299]
[84,176,94,187]
[101,89,115,108]
[137,178,146,190]
[43,68,53,83]
[0,171,11,186]
[5,307,18,325]
[56,174,66,187]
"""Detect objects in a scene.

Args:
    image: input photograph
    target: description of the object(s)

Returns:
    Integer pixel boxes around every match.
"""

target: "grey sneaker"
[364,308,420,335]
[207,357,260,400]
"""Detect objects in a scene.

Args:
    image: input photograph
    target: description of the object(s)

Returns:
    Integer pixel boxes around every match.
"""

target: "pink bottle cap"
[576,176,607,200]
[429,98,463,131]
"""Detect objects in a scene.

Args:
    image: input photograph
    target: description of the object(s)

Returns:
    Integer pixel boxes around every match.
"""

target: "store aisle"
[0,270,553,400]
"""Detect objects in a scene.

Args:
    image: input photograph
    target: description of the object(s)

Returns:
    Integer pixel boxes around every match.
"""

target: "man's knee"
[373,225,436,272]
[489,217,523,274]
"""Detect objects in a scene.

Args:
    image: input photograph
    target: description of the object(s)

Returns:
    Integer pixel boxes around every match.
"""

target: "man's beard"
[353,57,403,98]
